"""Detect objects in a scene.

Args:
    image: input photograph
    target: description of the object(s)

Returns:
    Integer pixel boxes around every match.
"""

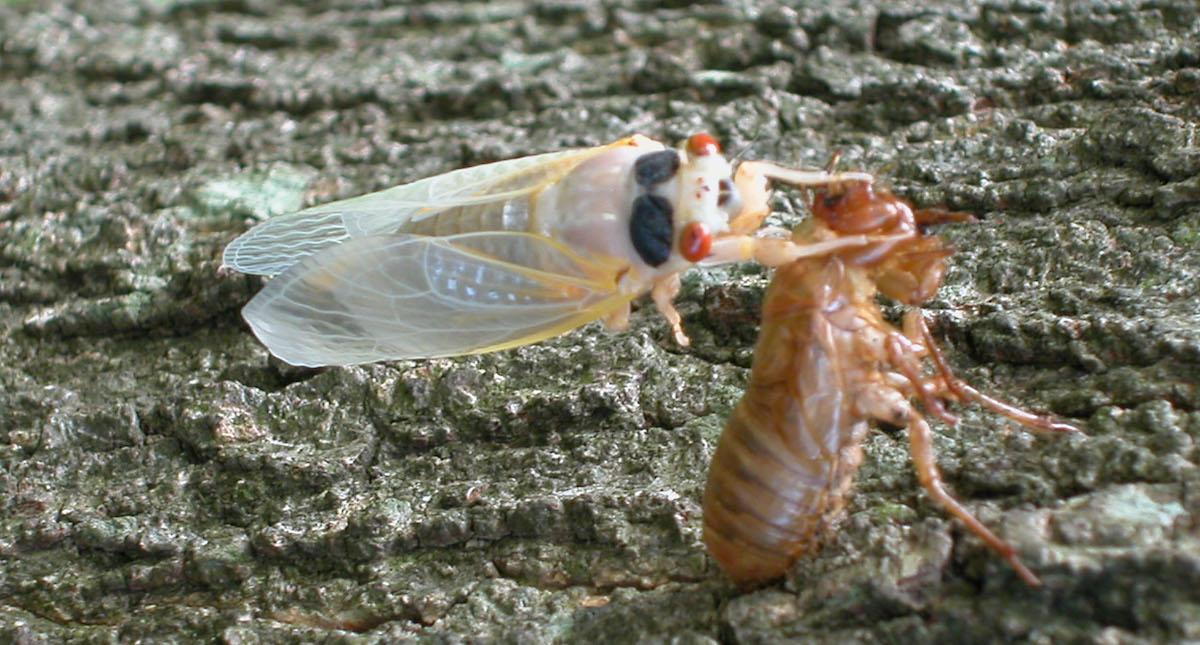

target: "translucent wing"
[223,146,612,277]
[241,231,634,366]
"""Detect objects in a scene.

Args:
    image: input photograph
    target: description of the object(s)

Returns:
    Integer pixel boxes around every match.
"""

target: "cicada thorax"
[504,133,743,283]
[391,135,733,291]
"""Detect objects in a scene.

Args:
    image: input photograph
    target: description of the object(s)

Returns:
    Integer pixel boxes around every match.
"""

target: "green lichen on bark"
[1,0,1198,642]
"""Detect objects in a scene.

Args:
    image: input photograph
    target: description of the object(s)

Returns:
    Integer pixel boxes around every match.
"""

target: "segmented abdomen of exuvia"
[702,260,870,587]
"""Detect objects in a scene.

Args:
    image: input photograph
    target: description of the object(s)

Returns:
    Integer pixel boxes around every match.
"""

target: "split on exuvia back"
[222,134,881,366]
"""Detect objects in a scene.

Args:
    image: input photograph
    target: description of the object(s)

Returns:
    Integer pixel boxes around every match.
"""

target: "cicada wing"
[240,231,633,366]
[222,209,353,277]
[222,145,616,277]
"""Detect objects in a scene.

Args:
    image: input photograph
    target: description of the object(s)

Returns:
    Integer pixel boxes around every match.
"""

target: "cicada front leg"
[707,231,913,269]
[906,311,1081,435]
[884,331,962,427]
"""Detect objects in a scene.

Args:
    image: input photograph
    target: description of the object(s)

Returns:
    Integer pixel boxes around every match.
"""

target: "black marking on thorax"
[634,150,681,188]
[630,194,673,267]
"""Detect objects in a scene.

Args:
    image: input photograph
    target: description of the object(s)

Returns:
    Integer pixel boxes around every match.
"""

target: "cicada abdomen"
[702,259,870,586]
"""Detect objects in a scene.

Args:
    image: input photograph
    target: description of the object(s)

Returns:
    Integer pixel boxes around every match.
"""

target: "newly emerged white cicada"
[222,133,876,366]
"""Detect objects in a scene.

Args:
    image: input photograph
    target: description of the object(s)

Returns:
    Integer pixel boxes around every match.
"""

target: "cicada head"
[811,181,957,304]
[671,134,744,263]
[811,181,916,236]
[627,133,743,269]
[807,181,921,267]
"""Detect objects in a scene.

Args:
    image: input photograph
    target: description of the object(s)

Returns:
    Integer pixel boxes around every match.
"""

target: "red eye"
[680,222,713,262]
[687,133,721,157]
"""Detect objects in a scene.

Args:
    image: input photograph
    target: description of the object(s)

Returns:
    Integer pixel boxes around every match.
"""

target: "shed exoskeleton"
[702,181,1080,588]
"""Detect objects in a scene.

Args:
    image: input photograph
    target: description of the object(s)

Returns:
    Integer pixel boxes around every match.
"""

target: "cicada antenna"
[729,122,768,165]
[825,150,843,173]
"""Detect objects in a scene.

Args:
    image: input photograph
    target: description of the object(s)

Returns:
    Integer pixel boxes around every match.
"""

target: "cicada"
[223,133,876,366]
[702,181,1080,588]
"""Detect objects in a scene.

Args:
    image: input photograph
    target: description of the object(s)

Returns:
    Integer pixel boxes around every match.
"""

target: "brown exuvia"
[702,181,1079,588]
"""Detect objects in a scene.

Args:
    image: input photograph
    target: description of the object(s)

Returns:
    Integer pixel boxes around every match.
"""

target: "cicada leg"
[907,410,1043,587]
[905,311,1080,435]
[913,208,977,227]
[602,303,632,332]
[856,384,1042,587]
[707,232,912,268]
[727,160,876,235]
[650,273,688,347]
[886,332,960,427]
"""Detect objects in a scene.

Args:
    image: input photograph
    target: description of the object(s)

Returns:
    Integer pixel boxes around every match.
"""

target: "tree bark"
[2,0,1198,641]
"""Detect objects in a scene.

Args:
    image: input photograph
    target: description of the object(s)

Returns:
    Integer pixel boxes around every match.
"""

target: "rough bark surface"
[2,0,1198,642]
